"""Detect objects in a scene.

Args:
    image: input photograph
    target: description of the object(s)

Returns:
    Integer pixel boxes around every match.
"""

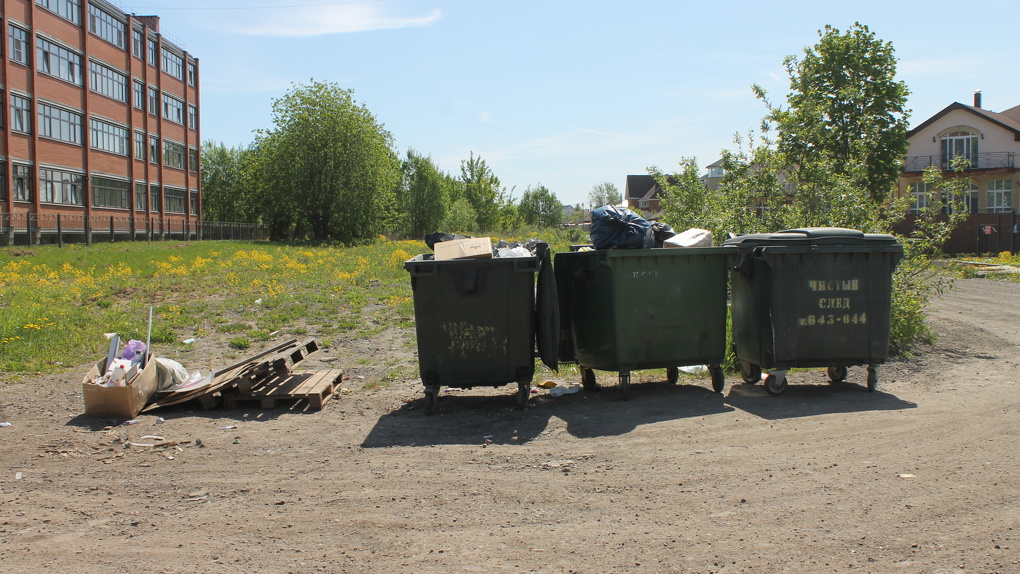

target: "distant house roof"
[907,102,1020,141]
[625,175,658,201]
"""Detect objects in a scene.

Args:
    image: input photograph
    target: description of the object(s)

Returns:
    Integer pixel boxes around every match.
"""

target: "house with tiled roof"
[896,92,1019,253]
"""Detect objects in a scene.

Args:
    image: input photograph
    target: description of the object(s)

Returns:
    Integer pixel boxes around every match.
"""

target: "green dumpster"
[404,245,557,414]
[554,247,734,399]
[725,227,903,395]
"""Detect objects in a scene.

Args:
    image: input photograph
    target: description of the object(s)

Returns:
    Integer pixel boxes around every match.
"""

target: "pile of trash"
[423,233,549,260]
[590,205,713,250]
[90,337,147,387]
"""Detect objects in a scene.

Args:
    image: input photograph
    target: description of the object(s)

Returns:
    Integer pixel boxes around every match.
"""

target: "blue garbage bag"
[590,205,655,250]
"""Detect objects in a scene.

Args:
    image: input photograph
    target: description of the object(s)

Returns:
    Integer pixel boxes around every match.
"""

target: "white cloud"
[213,5,441,37]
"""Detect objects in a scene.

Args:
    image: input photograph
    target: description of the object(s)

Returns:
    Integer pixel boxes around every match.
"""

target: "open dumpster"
[554,246,734,399]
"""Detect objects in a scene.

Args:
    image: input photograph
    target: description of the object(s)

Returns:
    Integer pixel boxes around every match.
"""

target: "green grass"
[0,231,575,380]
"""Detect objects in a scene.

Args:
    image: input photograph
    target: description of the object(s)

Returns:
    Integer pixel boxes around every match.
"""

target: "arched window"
[940,130,978,169]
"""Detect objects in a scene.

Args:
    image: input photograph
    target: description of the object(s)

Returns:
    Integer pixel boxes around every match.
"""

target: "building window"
[36,0,82,25]
[131,28,143,58]
[90,118,128,155]
[134,131,145,159]
[909,182,929,214]
[88,5,125,48]
[0,163,6,201]
[39,168,85,205]
[9,25,30,65]
[164,187,186,213]
[987,179,1013,213]
[135,182,147,211]
[37,37,83,85]
[132,79,144,109]
[89,60,128,102]
[38,103,82,144]
[188,104,198,130]
[940,130,979,169]
[150,184,160,212]
[13,164,33,202]
[188,148,199,172]
[162,92,184,124]
[147,86,158,115]
[11,95,32,133]
[91,176,130,209]
[147,37,157,66]
[162,48,184,81]
[190,189,199,215]
[187,62,197,86]
[163,140,185,169]
[149,134,159,163]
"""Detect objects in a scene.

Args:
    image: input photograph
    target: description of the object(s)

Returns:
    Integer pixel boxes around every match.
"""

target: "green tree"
[200,141,249,222]
[588,181,621,210]
[758,22,910,202]
[460,152,501,232]
[398,149,448,239]
[518,184,563,227]
[247,80,400,242]
[441,197,478,233]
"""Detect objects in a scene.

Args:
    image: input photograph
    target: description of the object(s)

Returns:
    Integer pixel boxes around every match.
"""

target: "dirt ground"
[1,277,1018,574]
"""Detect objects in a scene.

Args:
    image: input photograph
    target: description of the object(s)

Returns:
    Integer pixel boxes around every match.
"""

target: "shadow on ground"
[724,379,917,420]
[361,379,734,448]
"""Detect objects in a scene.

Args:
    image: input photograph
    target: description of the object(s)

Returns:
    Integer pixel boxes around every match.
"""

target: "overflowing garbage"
[90,337,147,387]
[424,234,550,260]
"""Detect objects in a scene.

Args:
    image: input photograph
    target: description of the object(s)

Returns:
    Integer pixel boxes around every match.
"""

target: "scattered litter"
[104,332,118,340]
[141,435,166,441]
[15,472,24,480]
[0,422,11,427]
[530,388,539,394]
[155,417,165,424]
[219,425,237,430]
[541,460,574,469]
[268,331,280,337]
[550,384,581,397]
[899,473,916,478]
[182,338,196,344]
[122,419,141,426]
[255,298,263,305]
[232,438,240,444]
[538,381,557,389]
[680,365,708,375]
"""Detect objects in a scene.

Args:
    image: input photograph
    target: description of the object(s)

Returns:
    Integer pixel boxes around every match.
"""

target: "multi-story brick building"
[1,0,200,244]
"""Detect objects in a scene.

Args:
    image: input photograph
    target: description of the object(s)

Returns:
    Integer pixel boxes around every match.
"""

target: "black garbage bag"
[651,221,677,248]
[424,233,470,250]
[589,205,654,250]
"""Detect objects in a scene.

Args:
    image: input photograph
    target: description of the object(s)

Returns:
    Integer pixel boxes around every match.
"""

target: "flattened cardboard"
[82,356,158,419]
[434,237,493,261]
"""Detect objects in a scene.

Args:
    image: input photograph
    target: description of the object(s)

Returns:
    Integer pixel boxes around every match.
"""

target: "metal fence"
[0,213,268,246]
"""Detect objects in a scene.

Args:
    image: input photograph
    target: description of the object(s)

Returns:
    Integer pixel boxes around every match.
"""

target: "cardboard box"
[82,356,158,419]
[434,237,493,261]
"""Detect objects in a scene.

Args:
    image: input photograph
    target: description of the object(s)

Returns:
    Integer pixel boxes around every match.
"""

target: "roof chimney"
[974,90,982,109]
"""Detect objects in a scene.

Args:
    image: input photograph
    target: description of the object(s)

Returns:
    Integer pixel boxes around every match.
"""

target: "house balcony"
[902,152,1015,173]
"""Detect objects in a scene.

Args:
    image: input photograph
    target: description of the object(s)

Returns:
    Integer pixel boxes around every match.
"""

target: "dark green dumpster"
[554,247,734,399]
[725,227,903,395]
[404,245,557,414]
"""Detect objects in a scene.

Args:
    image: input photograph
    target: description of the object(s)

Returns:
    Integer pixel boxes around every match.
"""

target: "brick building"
[1,0,200,243]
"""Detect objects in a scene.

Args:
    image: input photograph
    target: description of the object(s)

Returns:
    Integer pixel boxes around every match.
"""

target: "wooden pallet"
[235,339,319,394]
[223,369,343,410]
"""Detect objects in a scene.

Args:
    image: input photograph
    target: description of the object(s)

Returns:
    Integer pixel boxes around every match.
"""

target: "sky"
[126,0,1020,207]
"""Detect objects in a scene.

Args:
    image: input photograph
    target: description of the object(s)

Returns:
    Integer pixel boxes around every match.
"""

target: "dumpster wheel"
[741,362,762,385]
[515,382,530,409]
[581,367,600,392]
[866,365,878,392]
[619,372,631,401]
[764,372,787,395]
[667,366,679,384]
[827,365,848,383]
[711,366,725,393]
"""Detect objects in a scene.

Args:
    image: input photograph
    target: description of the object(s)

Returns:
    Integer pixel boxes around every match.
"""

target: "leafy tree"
[441,197,478,233]
[517,184,562,228]
[200,141,249,222]
[757,22,910,202]
[652,158,714,233]
[398,149,448,239]
[588,181,621,210]
[460,152,502,232]
[246,80,400,242]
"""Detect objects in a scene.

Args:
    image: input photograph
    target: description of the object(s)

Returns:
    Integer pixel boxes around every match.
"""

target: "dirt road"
[1,278,1018,573]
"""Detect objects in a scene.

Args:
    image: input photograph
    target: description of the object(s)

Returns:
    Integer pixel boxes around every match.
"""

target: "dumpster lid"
[724,227,898,246]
